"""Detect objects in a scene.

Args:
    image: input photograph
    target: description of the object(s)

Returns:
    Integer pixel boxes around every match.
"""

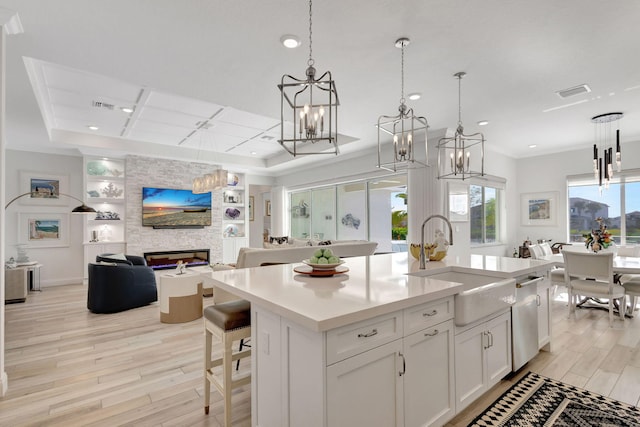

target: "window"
[470,184,501,244]
[568,172,640,245]
[288,174,407,252]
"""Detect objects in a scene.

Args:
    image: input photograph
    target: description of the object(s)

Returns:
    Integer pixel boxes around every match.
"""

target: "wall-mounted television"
[142,187,212,229]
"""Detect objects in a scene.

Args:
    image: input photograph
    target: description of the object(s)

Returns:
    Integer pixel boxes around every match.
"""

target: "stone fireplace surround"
[143,249,210,270]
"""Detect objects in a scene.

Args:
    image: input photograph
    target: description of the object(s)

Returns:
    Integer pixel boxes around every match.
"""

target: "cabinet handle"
[398,352,406,376]
[483,331,489,349]
[536,294,541,306]
[424,329,439,337]
[422,310,438,317]
[488,331,494,348]
[357,329,378,338]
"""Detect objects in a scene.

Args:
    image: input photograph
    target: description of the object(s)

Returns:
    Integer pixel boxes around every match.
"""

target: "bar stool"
[203,300,251,426]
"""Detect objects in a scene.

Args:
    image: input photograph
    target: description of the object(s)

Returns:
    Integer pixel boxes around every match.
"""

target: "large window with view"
[568,173,640,245]
[288,174,407,253]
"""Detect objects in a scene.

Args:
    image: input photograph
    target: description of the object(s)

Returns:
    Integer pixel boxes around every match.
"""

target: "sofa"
[87,254,158,313]
[235,240,378,268]
[208,240,378,303]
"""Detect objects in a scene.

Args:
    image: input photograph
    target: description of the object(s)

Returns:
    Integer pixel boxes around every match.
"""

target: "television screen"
[142,187,212,228]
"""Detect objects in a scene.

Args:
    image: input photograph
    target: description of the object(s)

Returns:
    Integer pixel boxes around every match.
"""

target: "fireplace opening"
[143,249,210,270]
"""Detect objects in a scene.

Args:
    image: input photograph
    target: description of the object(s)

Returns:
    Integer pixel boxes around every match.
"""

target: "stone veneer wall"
[125,155,223,262]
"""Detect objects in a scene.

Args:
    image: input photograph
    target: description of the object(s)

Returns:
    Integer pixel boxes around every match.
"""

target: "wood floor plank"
[2,284,639,426]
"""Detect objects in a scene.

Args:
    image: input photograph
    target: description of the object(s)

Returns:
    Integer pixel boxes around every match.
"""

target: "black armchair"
[88,254,158,313]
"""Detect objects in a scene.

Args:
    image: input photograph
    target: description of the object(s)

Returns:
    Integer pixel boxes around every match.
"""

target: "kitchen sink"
[423,271,516,326]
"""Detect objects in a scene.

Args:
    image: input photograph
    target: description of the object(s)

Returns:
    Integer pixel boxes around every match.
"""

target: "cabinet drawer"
[326,311,402,365]
[404,297,454,335]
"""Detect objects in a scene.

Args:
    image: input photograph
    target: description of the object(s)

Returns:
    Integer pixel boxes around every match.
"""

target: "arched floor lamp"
[5,192,96,213]
[4,192,96,267]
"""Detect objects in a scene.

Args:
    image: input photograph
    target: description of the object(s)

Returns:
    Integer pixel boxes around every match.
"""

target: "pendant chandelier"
[592,112,623,194]
[376,37,429,172]
[191,125,228,194]
[192,169,227,194]
[437,72,485,180]
[278,0,339,157]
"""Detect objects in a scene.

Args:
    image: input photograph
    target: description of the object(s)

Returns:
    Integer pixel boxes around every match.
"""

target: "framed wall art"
[521,191,558,226]
[19,170,69,206]
[249,196,255,221]
[18,212,70,248]
[265,200,271,217]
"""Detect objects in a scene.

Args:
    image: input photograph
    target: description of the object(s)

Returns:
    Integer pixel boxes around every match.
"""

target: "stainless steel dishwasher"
[512,275,544,371]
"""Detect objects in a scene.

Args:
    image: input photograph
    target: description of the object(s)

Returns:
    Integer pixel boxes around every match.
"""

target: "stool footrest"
[209,349,252,369]
[207,370,251,393]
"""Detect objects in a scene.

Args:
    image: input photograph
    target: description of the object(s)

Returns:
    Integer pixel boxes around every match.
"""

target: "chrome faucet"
[420,214,454,269]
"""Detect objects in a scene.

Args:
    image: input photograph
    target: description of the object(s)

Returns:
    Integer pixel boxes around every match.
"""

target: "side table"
[159,271,204,323]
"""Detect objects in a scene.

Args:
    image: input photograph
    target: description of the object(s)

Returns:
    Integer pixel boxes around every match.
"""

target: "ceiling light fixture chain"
[437,71,485,180]
[278,0,339,157]
[376,37,429,172]
[307,0,314,67]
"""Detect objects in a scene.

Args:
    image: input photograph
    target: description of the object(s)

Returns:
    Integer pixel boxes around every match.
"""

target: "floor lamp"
[5,192,96,213]
[5,192,96,264]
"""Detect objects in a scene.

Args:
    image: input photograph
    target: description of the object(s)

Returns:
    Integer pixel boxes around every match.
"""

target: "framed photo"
[249,196,255,221]
[447,182,469,222]
[18,213,70,248]
[265,200,271,217]
[521,191,558,226]
[19,170,69,206]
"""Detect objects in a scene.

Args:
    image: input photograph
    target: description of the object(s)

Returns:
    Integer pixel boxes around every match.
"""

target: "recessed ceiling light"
[88,125,99,130]
[528,144,537,148]
[407,93,421,101]
[121,107,134,113]
[477,120,489,126]
[280,34,301,48]
[250,151,257,155]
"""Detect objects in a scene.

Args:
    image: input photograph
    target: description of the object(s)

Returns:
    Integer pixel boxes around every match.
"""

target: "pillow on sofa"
[97,253,133,266]
[269,236,289,245]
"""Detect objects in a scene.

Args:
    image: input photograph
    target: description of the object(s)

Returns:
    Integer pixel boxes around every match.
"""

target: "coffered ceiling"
[2,0,640,176]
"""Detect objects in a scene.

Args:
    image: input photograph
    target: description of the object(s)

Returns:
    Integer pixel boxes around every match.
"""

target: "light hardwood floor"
[2,284,639,426]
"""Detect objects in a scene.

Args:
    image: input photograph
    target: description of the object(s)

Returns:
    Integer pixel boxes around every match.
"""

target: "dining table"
[540,249,640,316]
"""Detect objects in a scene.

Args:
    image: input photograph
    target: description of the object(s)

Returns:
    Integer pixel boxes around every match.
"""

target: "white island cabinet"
[204,253,554,427]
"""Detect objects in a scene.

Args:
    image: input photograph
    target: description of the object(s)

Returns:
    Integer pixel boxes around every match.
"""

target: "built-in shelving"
[82,156,126,283]
[222,172,248,263]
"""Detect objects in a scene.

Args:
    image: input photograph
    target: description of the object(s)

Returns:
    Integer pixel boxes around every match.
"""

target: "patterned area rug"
[469,372,640,426]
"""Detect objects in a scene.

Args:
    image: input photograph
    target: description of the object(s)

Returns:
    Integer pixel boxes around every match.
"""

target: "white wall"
[5,150,84,286]
[514,139,640,247]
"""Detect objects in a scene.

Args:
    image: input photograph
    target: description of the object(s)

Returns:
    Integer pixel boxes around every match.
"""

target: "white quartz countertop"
[203,252,554,332]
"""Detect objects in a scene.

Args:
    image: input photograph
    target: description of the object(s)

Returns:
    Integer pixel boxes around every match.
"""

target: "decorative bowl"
[302,259,345,270]
[409,243,447,261]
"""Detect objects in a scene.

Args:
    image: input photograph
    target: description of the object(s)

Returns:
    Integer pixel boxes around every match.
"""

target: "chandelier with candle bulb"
[278,0,339,157]
[437,72,485,180]
[376,37,429,172]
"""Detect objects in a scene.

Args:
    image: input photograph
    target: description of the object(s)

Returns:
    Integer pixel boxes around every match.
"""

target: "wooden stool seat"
[203,300,251,426]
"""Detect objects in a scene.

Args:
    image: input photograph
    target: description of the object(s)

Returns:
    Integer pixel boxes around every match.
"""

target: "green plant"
[392,227,407,240]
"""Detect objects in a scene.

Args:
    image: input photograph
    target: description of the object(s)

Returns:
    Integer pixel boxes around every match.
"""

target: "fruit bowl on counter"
[302,259,345,270]
[294,248,349,277]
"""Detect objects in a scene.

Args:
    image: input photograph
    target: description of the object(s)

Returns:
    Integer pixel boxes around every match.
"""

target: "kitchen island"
[203,252,554,427]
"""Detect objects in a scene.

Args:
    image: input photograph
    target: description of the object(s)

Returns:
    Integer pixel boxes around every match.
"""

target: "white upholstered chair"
[563,251,625,327]
[616,245,640,316]
[529,244,566,290]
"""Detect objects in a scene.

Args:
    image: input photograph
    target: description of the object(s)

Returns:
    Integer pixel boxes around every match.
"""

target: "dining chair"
[529,244,566,292]
[563,251,626,327]
[616,245,640,316]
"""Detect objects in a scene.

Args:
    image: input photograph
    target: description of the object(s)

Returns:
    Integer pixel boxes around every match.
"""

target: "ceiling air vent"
[555,84,591,99]
[91,100,115,110]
